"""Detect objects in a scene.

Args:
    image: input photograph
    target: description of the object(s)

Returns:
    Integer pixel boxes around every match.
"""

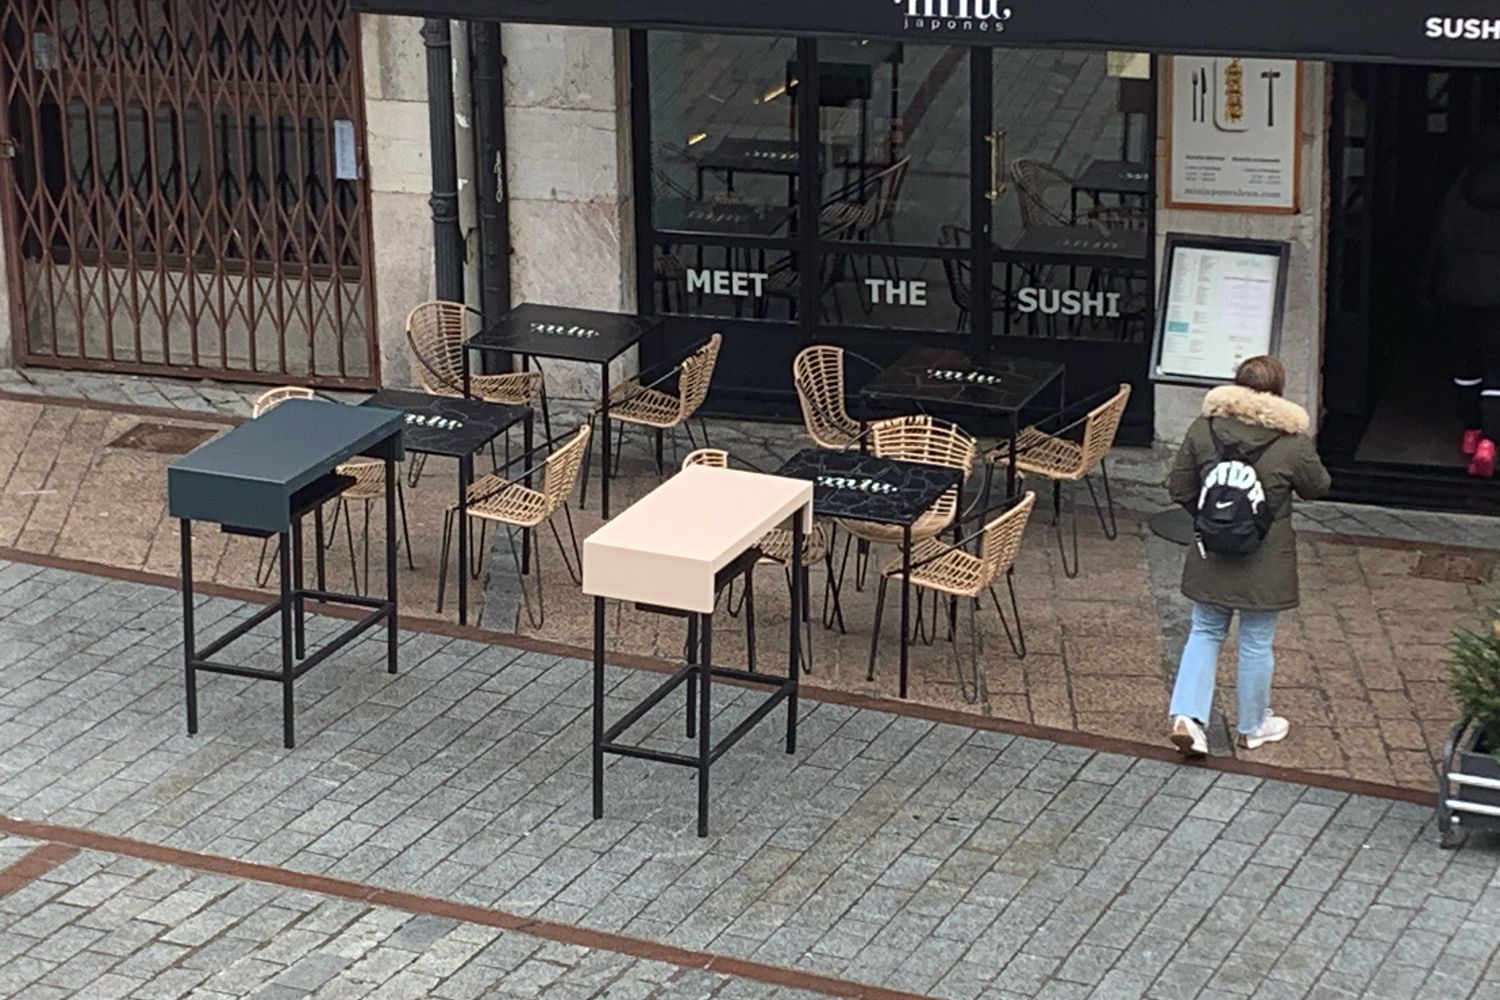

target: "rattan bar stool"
[681,448,835,672]
[438,425,590,627]
[990,384,1130,579]
[581,333,722,503]
[869,492,1035,703]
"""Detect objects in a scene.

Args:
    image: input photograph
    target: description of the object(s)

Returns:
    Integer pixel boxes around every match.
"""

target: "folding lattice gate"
[0,0,380,387]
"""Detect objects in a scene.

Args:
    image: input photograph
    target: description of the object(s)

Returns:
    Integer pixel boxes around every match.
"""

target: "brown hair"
[1234,356,1285,396]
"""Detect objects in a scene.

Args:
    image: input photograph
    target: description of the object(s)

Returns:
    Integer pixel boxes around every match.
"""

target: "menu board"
[1152,234,1289,386]
[1167,57,1299,213]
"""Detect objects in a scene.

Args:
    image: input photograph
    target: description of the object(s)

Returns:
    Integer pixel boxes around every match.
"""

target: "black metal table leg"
[462,344,471,398]
[313,506,327,602]
[592,596,606,819]
[181,519,197,736]
[697,609,713,838]
[279,531,295,749]
[457,454,472,626]
[385,457,399,675]
[900,523,911,700]
[522,411,535,574]
[291,515,306,660]
[686,614,699,739]
[787,511,802,754]
[600,362,613,519]
[1008,409,1020,496]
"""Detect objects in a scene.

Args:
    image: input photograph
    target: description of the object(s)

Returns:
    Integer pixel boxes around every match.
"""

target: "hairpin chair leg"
[580,413,597,509]
[360,499,373,598]
[822,541,847,633]
[654,429,665,476]
[323,500,341,550]
[506,525,545,628]
[685,614,699,738]
[549,505,583,585]
[867,575,890,682]
[405,452,427,489]
[785,565,814,675]
[255,536,276,587]
[1084,460,1119,540]
[988,571,1027,658]
[470,520,488,581]
[340,499,358,594]
[742,566,757,672]
[948,595,983,705]
[1054,480,1080,580]
[396,483,415,570]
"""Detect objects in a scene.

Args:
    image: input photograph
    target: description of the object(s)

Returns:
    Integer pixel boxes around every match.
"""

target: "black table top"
[168,399,404,533]
[777,449,962,527]
[697,138,850,176]
[361,389,528,458]
[861,347,1065,414]
[655,198,790,237]
[1011,225,1149,260]
[1074,159,1151,196]
[466,303,658,365]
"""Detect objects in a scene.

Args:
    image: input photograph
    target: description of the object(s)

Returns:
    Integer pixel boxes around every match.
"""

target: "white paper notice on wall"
[1152,234,1289,386]
[333,120,358,181]
[1168,56,1299,212]
[1107,52,1151,79]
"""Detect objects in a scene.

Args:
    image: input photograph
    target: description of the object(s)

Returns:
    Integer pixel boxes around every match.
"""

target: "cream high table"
[584,465,812,837]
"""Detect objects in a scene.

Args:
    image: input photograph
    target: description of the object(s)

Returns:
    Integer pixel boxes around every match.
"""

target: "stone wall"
[503,25,636,400]
[360,14,436,388]
[1152,60,1331,444]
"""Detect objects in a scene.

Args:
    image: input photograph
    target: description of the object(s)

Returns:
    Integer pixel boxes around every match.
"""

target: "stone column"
[360,14,438,388]
[1153,60,1330,443]
[503,25,636,400]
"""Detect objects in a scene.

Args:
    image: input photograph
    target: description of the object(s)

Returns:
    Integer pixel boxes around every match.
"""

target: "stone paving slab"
[0,846,822,999]
[1,561,1499,999]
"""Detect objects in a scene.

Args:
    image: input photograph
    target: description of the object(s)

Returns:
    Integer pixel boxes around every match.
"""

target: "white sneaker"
[1239,713,1290,750]
[1170,716,1207,759]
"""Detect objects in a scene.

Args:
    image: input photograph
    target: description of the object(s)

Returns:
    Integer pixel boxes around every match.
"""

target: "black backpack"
[1193,420,1277,557]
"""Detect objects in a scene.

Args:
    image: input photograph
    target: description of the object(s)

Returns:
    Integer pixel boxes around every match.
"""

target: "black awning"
[350,0,1500,67]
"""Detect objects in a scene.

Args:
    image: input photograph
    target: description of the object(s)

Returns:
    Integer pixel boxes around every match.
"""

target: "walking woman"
[1166,357,1331,758]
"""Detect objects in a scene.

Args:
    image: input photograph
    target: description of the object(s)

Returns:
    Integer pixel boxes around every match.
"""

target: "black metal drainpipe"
[422,17,464,304]
[469,20,510,336]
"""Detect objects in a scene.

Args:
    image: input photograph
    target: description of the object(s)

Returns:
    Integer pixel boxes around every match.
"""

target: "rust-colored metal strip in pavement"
[0,842,80,900]
[0,815,935,1000]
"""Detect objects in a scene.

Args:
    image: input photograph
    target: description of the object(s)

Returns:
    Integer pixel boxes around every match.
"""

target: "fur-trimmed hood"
[1201,385,1309,436]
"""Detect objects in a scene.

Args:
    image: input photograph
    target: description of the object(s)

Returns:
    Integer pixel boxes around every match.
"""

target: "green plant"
[1449,618,1500,758]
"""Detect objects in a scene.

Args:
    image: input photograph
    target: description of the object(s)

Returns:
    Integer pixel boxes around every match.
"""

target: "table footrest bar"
[707,665,789,687]
[711,685,793,765]
[291,607,393,680]
[296,590,389,609]
[191,659,285,682]
[603,665,695,743]
[601,742,699,768]
[196,603,285,659]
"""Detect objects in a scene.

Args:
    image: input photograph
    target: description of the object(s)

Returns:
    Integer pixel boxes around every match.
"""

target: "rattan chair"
[406,300,551,483]
[792,344,869,451]
[682,448,841,669]
[868,492,1036,702]
[832,414,979,598]
[992,384,1130,579]
[439,425,590,627]
[251,387,415,594]
[582,333,722,503]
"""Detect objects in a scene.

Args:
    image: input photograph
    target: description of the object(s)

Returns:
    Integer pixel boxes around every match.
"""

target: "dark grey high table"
[861,345,1066,495]
[464,303,659,519]
[360,389,530,627]
[167,400,405,749]
[777,449,962,700]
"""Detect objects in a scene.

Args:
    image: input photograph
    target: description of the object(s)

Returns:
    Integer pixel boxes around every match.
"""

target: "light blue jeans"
[1169,602,1279,734]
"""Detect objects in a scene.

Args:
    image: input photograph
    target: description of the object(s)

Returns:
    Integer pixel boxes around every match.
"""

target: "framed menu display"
[1152,234,1290,387]
[1166,57,1300,213]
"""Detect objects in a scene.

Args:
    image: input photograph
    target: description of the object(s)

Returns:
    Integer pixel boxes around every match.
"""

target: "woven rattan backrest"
[793,345,860,449]
[539,426,592,514]
[870,414,977,480]
[864,156,911,229]
[1011,159,1071,229]
[681,448,729,470]
[253,386,315,418]
[406,300,469,395]
[1080,384,1132,470]
[676,333,723,420]
[979,491,1036,581]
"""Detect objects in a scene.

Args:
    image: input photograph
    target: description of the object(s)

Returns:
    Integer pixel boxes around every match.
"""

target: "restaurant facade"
[7,1,1500,505]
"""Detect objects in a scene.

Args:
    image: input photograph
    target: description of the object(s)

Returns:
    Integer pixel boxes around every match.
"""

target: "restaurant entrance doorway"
[1324,63,1500,511]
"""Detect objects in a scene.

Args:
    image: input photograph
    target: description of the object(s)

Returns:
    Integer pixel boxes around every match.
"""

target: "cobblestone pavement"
[1,369,1496,786]
[2,559,1500,999]
[0,842,824,999]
